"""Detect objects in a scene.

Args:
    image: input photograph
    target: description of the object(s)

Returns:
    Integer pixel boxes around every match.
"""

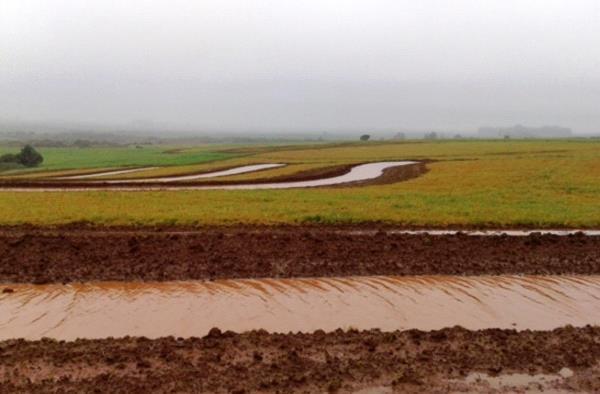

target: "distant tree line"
[0,145,44,167]
[477,124,572,139]
[0,139,126,148]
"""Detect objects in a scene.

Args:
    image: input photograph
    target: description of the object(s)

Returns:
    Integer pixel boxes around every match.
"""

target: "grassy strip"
[0,146,235,174]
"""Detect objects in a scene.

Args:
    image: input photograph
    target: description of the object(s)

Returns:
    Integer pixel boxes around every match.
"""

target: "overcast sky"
[1,0,599,133]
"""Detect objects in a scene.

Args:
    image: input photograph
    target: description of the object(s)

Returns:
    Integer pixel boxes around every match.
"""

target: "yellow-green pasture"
[0,140,599,227]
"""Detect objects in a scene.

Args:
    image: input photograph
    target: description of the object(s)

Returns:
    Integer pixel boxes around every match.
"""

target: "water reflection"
[1,275,600,340]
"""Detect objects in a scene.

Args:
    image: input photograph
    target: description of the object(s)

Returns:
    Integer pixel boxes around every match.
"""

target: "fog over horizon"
[1,0,599,135]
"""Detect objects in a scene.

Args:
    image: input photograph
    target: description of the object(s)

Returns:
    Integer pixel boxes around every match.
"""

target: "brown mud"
[1,326,600,393]
[1,227,599,284]
[0,161,427,189]
[3,224,599,392]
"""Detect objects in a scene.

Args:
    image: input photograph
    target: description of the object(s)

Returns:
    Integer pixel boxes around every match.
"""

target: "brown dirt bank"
[0,162,427,189]
[1,326,599,393]
[1,227,600,284]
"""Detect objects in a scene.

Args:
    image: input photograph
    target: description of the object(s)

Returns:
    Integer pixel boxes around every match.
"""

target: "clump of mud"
[1,326,599,392]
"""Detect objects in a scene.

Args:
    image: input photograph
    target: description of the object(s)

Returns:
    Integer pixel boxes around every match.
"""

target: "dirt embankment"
[1,326,599,393]
[1,227,599,284]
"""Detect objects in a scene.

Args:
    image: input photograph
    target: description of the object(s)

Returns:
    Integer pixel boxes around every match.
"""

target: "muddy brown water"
[1,275,599,340]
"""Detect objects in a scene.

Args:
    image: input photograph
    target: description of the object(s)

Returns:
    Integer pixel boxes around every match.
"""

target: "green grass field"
[0,140,599,228]
[0,146,235,174]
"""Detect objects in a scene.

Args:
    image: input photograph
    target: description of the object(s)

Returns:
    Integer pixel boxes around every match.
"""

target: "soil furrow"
[1,227,599,284]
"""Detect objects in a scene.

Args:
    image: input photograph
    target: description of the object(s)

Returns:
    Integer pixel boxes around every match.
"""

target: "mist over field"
[1,0,599,136]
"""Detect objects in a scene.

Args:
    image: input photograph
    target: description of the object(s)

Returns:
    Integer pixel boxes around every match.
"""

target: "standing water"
[1,275,599,340]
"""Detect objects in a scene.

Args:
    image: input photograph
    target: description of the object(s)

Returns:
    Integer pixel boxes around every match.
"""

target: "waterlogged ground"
[1,327,600,393]
[1,275,600,340]
[1,226,600,392]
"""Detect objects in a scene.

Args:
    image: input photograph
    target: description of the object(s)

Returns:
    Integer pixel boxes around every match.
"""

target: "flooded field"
[0,161,416,191]
[2,275,600,340]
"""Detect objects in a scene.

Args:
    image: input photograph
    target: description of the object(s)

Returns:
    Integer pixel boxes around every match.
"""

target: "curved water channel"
[56,167,159,180]
[100,163,286,183]
[2,161,417,191]
[55,164,283,181]
[1,275,599,340]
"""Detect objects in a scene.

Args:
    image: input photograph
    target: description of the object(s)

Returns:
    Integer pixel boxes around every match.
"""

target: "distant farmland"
[0,139,599,228]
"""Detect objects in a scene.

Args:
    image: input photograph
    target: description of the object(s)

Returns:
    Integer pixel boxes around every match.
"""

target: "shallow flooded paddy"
[1,275,599,340]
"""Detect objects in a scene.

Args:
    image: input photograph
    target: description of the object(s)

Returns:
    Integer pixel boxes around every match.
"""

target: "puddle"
[452,368,575,392]
[1,275,599,340]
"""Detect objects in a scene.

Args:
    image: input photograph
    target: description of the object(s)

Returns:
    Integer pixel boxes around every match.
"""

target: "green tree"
[17,145,43,167]
[360,134,370,141]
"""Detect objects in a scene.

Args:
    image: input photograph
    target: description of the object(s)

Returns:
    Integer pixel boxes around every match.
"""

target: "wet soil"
[1,326,600,393]
[1,227,599,284]
[0,161,427,189]
[3,225,599,392]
